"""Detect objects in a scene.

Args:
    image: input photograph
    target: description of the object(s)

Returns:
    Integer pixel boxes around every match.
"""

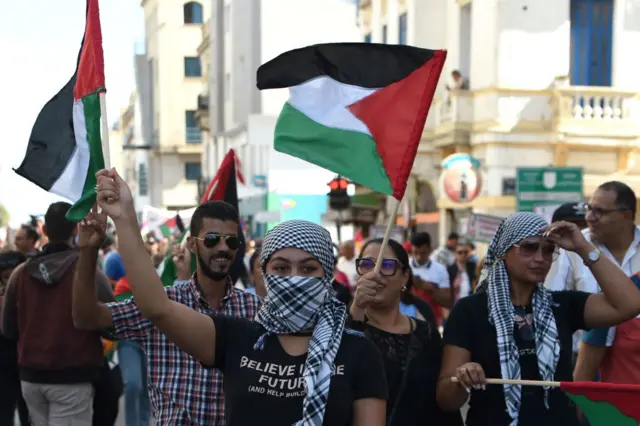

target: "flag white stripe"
[287,76,379,135]
[49,100,90,202]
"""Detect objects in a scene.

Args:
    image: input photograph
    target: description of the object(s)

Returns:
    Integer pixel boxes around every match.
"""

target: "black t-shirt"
[443,290,590,426]
[351,319,463,426]
[206,315,388,426]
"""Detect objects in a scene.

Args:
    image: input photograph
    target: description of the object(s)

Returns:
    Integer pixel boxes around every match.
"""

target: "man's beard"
[196,246,232,281]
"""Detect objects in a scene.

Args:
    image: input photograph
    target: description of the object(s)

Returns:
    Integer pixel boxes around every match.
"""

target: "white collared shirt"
[409,258,450,289]
[545,226,640,347]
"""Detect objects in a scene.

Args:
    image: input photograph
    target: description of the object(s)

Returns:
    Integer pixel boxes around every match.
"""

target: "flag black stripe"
[257,43,436,90]
[14,75,78,191]
[14,0,90,190]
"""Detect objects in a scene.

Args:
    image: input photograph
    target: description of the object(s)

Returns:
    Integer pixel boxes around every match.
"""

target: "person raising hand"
[73,168,261,425]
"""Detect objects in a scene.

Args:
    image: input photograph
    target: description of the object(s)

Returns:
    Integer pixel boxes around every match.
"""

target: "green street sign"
[516,167,584,212]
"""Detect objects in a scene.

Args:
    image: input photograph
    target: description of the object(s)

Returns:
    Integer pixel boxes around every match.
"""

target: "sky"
[0,0,144,226]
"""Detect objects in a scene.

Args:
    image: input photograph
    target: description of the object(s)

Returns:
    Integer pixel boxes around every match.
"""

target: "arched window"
[184,2,203,24]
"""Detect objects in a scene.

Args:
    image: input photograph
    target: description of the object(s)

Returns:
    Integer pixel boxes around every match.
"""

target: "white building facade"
[136,0,211,210]
[359,0,640,242]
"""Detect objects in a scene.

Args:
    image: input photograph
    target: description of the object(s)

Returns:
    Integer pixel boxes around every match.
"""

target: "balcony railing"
[197,93,209,111]
[186,127,202,144]
[195,93,210,131]
[435,92,473,127]
[422,86,640,143]
[552,86,640,137]
[423,91,473,146]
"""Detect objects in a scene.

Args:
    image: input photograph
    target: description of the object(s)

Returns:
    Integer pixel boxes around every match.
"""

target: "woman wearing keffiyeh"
[435,212,640,426]
[92,168,389,426]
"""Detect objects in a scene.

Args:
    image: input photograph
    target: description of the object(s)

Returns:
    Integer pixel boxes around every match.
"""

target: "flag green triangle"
[160,227,197,287]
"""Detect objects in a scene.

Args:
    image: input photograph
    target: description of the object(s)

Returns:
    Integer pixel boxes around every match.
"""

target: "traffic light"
[328,176,351,211]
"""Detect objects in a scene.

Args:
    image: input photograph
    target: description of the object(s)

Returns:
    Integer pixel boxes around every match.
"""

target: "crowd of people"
[0,170,639,426]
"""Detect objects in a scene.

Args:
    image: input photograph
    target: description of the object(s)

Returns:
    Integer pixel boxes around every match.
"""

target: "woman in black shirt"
[98,202,388,425]
[350,238,462,426]
[436,212,640,426]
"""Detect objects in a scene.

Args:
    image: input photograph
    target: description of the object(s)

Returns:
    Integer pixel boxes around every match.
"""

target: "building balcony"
[424,91,473,148]
[195,93,210,131]
[197,19,211,57]
[422,85,640,149]
[154,143,203,156]
[551,85,640,138]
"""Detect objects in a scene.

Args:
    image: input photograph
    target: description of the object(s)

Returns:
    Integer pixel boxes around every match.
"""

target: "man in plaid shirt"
[72,201,261,425]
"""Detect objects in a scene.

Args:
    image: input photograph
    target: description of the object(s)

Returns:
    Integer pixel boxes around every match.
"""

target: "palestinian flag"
[257,43,446,200]
[562,381,640,426]
[159,214,185,238]
[15,0,106,222]
[159,149,247,287]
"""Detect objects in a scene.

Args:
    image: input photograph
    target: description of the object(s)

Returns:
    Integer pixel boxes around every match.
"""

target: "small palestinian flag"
[159,215,185,238]
[562,381,640,426]
[15,0,106,222]
[257,43,446,200]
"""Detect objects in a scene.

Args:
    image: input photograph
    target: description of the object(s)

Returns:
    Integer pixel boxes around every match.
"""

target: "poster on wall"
[440,153,483,203]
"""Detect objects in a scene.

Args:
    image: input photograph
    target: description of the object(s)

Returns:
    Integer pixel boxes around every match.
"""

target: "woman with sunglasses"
[437,212,640,426]
[95,168,388,426]
[350,238,462,426]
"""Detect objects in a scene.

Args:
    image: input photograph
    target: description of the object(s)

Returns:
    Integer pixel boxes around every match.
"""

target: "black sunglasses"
[356,257,403,277]
[194,232,240,250]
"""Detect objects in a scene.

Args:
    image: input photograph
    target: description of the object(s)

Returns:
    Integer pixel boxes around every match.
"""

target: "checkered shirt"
[106,278,261,425]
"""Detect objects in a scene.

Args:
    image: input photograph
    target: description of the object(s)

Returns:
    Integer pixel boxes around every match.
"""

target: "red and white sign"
[467,213,504,243]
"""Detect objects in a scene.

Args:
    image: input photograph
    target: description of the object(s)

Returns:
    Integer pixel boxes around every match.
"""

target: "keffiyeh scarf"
[481,212,560,426]
[254,220,347,426]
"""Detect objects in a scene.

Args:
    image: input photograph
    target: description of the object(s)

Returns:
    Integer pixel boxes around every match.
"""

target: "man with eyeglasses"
[544,200,588,368]
[72,198,262,425]
[545,181,640,390]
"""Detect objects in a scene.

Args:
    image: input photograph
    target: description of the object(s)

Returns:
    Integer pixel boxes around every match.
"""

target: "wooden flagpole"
[450,377,561,388]
[373,198,402,274]
[99,91,111,169]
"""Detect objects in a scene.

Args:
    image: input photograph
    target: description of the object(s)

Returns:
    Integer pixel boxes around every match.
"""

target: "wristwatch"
[582,246,601,267]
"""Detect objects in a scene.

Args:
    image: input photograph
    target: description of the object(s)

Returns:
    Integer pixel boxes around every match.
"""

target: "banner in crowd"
[141,206,195,239]
[369,225,405,243]
[466,213,503,243]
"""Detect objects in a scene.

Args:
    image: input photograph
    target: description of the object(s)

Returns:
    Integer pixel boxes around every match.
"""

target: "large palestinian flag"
[561,381,640,426]
[15,0,106,222]
[257,43,446,200]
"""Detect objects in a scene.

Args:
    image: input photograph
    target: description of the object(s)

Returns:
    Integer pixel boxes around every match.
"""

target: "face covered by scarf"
[254,220,347,426]
[481,212,560,426]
